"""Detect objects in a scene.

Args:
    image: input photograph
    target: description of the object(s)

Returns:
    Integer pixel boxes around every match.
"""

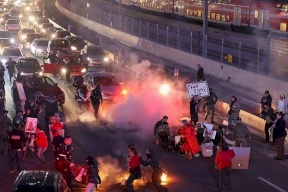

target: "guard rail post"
[190,32,193,53]
[166,26,169,46]
[156,24,159,43]
[139,20,142,37]
[147,22,149,40]
[221,38,224,63]
[239,42,242,68]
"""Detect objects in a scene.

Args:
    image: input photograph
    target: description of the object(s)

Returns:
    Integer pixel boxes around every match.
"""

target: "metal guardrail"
[58,0,269,75]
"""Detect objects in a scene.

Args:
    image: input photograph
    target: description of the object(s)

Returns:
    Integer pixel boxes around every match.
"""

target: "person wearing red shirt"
[215,143,235,191]
[35,126,48,167]
[49,116,63,143]
[125,147,142,192]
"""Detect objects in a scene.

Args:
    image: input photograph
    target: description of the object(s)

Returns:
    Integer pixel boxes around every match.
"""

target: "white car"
[30,38,49,56]
[5,19,21,31]
[0,46,23,63]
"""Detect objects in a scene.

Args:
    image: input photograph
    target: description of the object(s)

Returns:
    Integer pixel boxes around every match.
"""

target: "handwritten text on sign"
[186,82,210,98]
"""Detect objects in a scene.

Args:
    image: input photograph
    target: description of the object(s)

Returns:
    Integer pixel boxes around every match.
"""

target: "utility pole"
[119,0,122,29]
[203,0,208,57]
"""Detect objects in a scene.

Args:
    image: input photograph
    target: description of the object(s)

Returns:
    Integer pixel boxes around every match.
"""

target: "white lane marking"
[258,177,287,192]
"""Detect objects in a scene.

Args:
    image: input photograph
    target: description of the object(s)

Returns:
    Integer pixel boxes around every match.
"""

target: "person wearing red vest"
[215,143,235,191]
[35,126,48,167]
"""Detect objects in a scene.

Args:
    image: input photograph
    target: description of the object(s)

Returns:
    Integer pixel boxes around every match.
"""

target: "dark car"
[54,30,71,39]
[15,57,42,75]
[11,170,70,192]
[34,16,49,28]
[10,9,21,17]
[39,23,54,35]
[65,36,87,53]
[45,27,62,38]
[47,38,70,54]
[18,28,35,42]
[1,13,10,25]
[82,45,109,67]
[24,33,41,48]
[0,38,13,50]
[28,10,42,24]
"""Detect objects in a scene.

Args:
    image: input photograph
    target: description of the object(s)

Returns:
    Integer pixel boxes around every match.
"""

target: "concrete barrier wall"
[56,1,267,132]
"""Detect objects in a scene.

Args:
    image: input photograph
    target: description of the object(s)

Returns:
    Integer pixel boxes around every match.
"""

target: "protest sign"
[186,81,209,98]
[25,117,38,133]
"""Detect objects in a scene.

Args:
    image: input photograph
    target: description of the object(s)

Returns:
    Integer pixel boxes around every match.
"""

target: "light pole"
[203,0,208,57]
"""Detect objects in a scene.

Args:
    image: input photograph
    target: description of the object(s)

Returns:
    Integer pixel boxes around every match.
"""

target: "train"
[118,0,288,33]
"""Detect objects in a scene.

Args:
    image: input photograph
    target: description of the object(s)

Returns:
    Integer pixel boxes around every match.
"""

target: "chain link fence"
[59,0,269,75]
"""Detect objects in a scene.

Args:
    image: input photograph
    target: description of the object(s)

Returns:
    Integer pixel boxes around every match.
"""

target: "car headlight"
[51,34,56,38]
[26,43,30,48]
[10,38,15,43]
[103,57,109,62]
[38,71,43,76]
[87,57,90,61]
[19,14,22,18]
[36,48,42,52]
[0,18,3,21]
[26,7,30,11]
[20,71,24,75]
[81,68,86,73]
[41,29,46,33]
[21,35,26,40]
[29,16,35,21]
[71,46,76,51]
[1,59,7,63]
[61,68,67,74]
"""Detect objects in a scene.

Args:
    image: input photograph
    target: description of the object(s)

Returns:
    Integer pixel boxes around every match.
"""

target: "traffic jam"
[0,0,254,192]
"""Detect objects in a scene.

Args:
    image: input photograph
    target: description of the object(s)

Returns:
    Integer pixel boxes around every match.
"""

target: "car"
[34,16,49,28]
[28,9,42,24]
[11,170,70,192]
[18,28,35,42]
[53,30,71,39]
[45,27,62,38]
[0,13,11,25]
[43,53,86,78]
[0,46,23,63]
[39,23,54,35]
[10,9,21,17]
[0,30,14,43]
[5,19,21,31]
[30,38,49,56]
[24,33,41,48]
[15,57,43,76]
[0,38,13,51]
[65,36,87,53]
[82,45,109,67]
[47,38,70,54]
[83,71,125,101]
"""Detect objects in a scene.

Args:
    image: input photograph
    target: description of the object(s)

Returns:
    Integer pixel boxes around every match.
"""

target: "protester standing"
[234,117,251,147]
[125,147,142,192]
[5,57,16,83]
[197,64,204,81]
[263,103,275,142]
[35,126,48,167]
[215,143,235,191]
[260,90,272,117]
[190,95,200,124]
[0,109,12,156]
[276,94,287,114]
[85,156,101,192]
[227,96,240,127]
[204,88,218,123]
[90,84,103,120]
[273,112,287,160]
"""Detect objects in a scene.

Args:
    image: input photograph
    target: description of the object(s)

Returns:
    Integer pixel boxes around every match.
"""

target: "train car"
[126,0,288,33]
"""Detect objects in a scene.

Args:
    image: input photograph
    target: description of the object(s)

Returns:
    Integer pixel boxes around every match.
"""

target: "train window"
[193,10,197,16]
[211,13,215,19]
[280,23,287,31]
[226,15,230,21]
[198,11,202,17]
[221,15,225,21]
[216,14,220,20]
[254,10,258,18]
[282,5,288,13]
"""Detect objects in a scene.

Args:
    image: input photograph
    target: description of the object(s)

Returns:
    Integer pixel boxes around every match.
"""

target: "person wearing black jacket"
[197,64,204,81]
[190,95,200,124]
[263,103,275,142]
[273,112,287,160]
[9,120,26,174]
[5,57,16,83]
[260,90,273,117]
[85,156,101,192]
[140,149,168,192]
[90,84,103,120]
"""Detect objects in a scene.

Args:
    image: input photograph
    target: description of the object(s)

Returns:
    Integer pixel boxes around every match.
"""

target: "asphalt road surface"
[0,2,287,192]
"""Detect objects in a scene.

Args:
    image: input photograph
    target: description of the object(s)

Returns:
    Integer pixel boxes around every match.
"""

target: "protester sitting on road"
[234,117,251,147]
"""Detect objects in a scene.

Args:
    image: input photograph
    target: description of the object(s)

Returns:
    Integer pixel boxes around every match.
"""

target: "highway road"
[0,2,287,192]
